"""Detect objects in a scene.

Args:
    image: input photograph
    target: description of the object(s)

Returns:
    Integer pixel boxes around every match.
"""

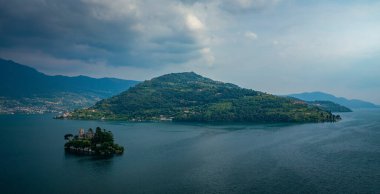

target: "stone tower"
[79,128,85,138]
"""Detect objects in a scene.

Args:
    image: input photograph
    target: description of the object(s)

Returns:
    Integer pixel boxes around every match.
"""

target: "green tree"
[64,134,73,140]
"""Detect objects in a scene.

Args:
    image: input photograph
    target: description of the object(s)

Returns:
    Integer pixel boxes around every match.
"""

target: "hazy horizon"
[1,0,379,103]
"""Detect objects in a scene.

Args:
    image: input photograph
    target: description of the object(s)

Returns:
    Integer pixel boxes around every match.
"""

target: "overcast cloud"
[0,0,380,103]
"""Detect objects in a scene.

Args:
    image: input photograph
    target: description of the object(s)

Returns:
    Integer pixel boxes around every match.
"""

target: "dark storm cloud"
[0,0,202,67]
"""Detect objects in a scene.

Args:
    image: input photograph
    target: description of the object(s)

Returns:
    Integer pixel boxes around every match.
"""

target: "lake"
[0,109,379,194]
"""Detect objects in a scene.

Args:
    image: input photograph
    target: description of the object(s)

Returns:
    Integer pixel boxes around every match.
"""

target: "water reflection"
[63,152,115,171]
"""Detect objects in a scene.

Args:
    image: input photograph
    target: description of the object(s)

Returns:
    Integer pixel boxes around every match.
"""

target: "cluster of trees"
[64,127,124,156]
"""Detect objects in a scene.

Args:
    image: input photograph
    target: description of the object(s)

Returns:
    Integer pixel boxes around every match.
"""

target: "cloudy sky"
[1,0,380,103]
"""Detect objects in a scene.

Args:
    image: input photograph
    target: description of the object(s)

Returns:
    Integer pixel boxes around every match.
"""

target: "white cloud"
[200,47,215,66]
[269,3,380,63]
[245,31,258,40]
[220,0,282,13]
[186,14,204,31]
[235,0,279,9]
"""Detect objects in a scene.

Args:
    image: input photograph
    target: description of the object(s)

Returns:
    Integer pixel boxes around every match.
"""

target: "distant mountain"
[0,58,139,98]
[65,72,341,123]
[288,92,378,109]
[0,58,139,114]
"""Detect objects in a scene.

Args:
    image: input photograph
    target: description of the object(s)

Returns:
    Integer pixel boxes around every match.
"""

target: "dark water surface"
[0,109,379,194]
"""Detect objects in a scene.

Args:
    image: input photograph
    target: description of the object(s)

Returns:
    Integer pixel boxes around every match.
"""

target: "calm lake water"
[0,109,379,194]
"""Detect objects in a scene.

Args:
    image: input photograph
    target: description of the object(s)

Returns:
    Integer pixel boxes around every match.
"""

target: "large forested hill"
[68,72,341,123]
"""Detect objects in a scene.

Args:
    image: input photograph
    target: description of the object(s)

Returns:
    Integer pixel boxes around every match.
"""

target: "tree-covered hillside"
[306,101,352,112]
[66,72,341,123]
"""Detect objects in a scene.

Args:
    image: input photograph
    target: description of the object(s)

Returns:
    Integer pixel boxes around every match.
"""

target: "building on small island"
[85,128,94,139]
[79,128,85,138]
[77,128,94,139]
[64,127,124,156]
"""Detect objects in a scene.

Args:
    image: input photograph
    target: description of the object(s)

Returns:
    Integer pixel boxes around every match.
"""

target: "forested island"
[64,127,124,156]
[62,72,342,123]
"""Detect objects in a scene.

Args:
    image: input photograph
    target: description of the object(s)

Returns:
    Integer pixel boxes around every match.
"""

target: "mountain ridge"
[0,58,139,98]
[288,91,378,109]
[0,58,139,114]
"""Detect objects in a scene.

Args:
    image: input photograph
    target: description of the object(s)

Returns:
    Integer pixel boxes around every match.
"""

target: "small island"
[64,127,124,156]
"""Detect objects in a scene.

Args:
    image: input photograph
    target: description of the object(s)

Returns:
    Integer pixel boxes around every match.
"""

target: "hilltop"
[66,72,341,123]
